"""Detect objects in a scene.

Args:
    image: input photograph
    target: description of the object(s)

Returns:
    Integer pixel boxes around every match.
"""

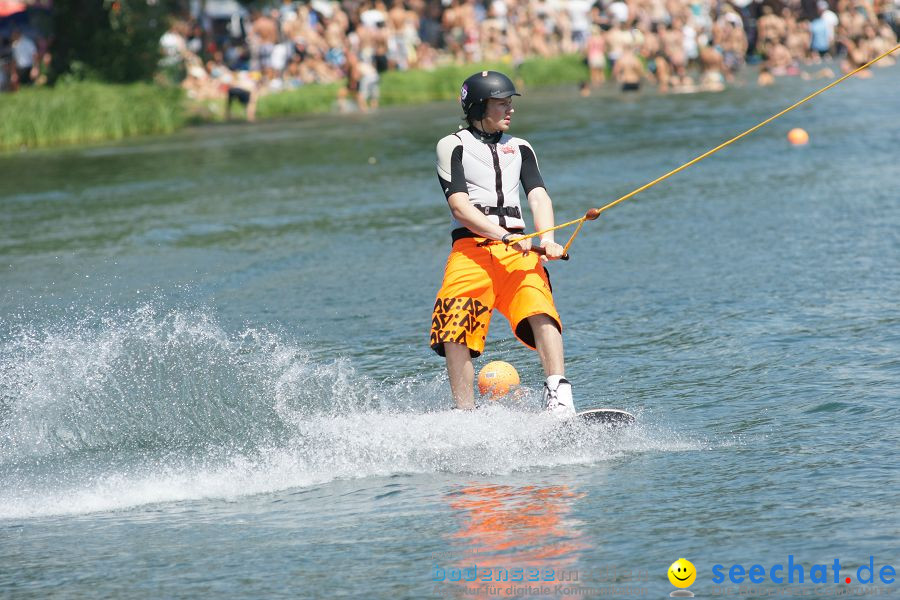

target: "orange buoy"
[477,361,520,398]
[787,128,809,145]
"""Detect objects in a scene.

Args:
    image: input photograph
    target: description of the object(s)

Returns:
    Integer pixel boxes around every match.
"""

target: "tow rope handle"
[532,244,570,261]
[505,239,571,260]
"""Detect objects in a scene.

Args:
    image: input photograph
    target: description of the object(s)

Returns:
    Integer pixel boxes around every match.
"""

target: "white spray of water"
[0,306,704,519]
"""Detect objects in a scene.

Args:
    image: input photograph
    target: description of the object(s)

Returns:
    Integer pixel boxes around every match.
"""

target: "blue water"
[1,69,899,598]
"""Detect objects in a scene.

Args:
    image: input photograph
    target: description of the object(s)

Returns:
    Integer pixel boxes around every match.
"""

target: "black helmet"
[460,71,520,121]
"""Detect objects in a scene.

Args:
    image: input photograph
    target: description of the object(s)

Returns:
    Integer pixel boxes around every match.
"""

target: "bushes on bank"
[0,81,184,151]
[257,54,588,118]
[256,82,344,119]
[3,55,587,151]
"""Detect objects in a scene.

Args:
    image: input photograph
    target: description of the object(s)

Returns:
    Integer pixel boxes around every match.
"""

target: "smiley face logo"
[668,558,696,588]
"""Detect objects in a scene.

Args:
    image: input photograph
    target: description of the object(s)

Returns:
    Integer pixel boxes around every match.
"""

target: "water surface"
[2,71,899,598]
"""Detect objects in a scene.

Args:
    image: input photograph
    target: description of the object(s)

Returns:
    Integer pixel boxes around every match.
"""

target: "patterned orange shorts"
[430,237,561,358]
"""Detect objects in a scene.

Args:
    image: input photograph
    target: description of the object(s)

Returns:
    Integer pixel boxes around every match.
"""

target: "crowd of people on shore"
[167,0,897,117]
[578,0,898,94]
[1,0,897,103]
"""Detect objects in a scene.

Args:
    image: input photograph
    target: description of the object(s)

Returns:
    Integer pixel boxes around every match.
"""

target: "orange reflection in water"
[438,483,589,597]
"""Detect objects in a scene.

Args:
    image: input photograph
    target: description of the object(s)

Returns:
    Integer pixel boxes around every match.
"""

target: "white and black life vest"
[435,127,546,239]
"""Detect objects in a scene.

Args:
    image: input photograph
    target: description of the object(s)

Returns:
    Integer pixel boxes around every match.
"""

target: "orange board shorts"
[430,237,561,358]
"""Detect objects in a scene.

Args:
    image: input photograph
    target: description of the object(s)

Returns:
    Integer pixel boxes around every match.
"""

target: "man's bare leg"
[528,313,564,376]
[444,341,476,410]
[529,313,575,416]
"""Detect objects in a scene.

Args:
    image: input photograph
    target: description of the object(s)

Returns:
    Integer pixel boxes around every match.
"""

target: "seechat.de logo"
[711,556,896,586]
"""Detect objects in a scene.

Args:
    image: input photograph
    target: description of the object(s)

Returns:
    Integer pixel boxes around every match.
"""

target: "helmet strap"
[467,123,502,144]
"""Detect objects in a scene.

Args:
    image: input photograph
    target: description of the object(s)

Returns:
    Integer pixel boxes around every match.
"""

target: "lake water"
[2,69,899,599]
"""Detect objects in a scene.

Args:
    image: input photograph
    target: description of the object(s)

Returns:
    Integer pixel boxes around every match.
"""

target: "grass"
[259,54,589,114]
[0,81,184,151]
[256,82,344,119]
[3,55,588,151]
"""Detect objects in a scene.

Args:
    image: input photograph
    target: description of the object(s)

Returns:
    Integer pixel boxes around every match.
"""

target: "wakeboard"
[576,408,635,426]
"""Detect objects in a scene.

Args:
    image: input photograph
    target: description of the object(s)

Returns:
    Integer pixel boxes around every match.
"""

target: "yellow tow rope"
[507,43,900,256]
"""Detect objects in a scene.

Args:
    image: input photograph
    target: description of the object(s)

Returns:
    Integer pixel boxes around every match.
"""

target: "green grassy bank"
[0,82,184,152]
[2,55,588,151]
[259,54,589,118]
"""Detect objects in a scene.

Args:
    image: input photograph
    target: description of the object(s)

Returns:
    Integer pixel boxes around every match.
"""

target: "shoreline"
[1,55,588,153]
[4,54,891,153]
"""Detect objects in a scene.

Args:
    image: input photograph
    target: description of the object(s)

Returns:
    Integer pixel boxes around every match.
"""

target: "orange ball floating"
[477,361,520,398]
[787,128,809,146]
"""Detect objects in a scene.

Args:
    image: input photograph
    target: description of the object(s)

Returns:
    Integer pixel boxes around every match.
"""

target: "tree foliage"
[51,0,179,84]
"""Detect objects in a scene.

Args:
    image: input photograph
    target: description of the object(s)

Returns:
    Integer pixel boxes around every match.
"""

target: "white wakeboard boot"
[543,375,576,418]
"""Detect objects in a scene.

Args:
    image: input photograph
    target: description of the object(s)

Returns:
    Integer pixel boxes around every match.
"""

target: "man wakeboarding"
[429,70,574,417]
